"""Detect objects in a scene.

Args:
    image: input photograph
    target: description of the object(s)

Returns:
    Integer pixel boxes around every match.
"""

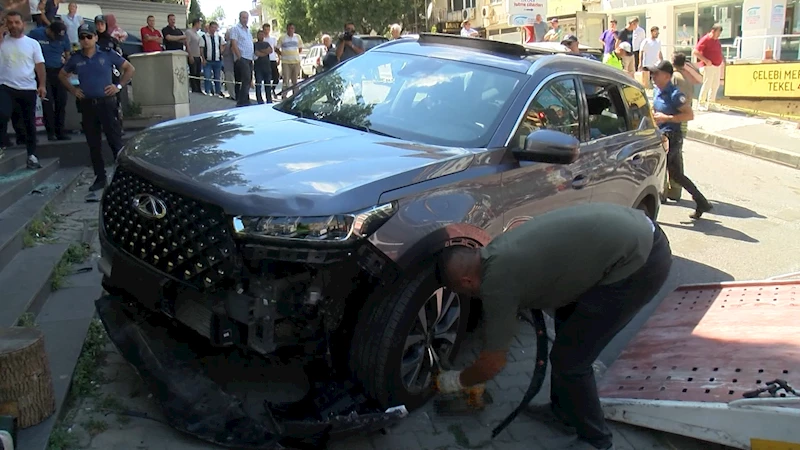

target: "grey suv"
[96,33,665,444]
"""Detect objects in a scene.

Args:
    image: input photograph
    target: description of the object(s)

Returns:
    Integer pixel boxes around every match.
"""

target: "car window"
[621,85,653,130]
[582,80,628,140]
[277,51,525,147]
[510,78,580,150]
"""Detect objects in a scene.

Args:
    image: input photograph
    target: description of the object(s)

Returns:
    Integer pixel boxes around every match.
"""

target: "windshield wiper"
[319,118,397,139]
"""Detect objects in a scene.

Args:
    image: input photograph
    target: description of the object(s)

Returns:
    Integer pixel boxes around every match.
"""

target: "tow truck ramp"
[598,275,800,450]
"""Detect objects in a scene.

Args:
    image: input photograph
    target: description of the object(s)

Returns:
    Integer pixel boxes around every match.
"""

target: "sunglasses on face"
[79,34,94,40]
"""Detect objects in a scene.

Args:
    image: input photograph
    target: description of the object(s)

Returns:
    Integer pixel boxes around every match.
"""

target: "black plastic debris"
[95,296,408,449]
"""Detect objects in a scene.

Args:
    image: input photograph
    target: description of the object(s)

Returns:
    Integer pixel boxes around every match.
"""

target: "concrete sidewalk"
[686,109,800,170]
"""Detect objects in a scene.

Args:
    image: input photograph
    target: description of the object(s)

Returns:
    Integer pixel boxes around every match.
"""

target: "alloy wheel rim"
[400,286,461,393]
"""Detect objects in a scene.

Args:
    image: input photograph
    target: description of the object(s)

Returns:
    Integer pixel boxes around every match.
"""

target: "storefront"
[593,0,797,61]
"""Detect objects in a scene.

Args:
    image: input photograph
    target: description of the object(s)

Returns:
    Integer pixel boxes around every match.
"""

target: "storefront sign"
[724,63,800,98]
[506,0,547,26]
[771,4,785,28]
[745,6,762,26]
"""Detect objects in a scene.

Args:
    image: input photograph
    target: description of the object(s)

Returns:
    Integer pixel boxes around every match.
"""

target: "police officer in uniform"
[59,23,134,197]
[93,15,124,129]
[648,60,712,219]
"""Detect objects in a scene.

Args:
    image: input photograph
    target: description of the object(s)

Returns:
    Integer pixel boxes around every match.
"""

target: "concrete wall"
[72,0,186,37]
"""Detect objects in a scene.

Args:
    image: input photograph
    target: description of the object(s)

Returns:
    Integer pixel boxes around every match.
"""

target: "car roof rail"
[416,32,529,57]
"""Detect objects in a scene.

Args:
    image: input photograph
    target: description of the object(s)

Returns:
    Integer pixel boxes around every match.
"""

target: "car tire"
[636,197,655,220]
[350,262,471,411]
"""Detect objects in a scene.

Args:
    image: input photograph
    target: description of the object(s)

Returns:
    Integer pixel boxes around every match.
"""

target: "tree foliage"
[208,6,226,24]
[187,0,205,26]
[268,0,417,39]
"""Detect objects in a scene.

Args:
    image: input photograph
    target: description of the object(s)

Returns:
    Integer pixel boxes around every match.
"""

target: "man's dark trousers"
[43,67,68,138]
[664,129,709,207]
[80,97,123,179]
[0,85,38,157]
[189,56,202,93]
[549,224,672,449]
[254,62,272,104]
[270,60,279,95]
[234,58,253,107]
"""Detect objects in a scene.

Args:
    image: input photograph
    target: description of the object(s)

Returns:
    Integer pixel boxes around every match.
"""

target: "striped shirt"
[228,23,254,60]
[277,33,303,64]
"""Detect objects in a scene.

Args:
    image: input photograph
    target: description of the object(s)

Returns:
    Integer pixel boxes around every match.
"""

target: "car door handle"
[572,175,590,189]
[631,155,644,165]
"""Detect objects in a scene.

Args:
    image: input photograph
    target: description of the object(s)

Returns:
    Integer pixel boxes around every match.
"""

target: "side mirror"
[513,129,580,165]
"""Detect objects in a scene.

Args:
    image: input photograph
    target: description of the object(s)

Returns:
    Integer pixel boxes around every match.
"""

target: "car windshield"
[276,51,525,147]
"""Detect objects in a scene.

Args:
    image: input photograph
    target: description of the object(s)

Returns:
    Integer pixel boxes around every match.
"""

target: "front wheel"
[350,263,471,410]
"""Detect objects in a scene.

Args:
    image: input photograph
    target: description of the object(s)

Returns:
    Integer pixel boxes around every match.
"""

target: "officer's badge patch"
[677,94,687,104]
[99,57,105,66]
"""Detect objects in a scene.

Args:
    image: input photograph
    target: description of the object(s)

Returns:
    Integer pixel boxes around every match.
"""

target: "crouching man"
[436,203,673,450]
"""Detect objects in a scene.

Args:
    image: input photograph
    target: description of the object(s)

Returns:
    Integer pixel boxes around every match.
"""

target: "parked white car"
[300,44,327,78]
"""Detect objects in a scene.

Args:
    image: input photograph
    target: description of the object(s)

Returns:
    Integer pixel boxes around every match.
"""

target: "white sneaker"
[27,154,41,169]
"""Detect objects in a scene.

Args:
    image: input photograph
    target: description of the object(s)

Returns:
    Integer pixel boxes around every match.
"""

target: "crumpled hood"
[121,107,474,216]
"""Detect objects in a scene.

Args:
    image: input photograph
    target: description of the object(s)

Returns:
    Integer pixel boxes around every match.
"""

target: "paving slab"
[0,243,68,327]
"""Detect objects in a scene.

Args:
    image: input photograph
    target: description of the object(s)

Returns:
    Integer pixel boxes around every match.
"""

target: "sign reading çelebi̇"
[724,62,800,98]
[506,0,547,26]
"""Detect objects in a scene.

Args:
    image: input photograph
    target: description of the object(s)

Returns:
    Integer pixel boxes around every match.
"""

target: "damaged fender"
[95,296,408,449]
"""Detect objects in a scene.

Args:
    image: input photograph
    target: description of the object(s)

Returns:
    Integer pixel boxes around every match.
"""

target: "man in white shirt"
[261,23,279,96]
[460,20,479,38]
[638,26,663,72]
[200,21,226,97]
[229,11,255,107]
[631,17,646,70]
[62,2,82,50]
[0,11,47,168]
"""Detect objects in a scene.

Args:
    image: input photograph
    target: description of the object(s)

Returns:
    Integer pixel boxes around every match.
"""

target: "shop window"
[582,80,628,140]
[621,85,653,131]
[510,78,580,149]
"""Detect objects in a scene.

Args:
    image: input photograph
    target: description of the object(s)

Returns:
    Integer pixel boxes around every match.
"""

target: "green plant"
[16,312,36,327]
[81,418,108,437]
[67,320,108,402]
[47,426,79,450]
[51,243,92,290]
[23,206,60,247]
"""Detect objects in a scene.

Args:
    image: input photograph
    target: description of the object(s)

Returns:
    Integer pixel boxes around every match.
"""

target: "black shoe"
[56,134,72,141]
[691,201,713,220]
[89,176,107,192]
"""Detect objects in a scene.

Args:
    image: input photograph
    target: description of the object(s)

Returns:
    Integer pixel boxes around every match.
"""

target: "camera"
[342,30,353,41]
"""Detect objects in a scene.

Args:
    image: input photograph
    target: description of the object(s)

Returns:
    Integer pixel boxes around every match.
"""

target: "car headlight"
[232,202,397,242]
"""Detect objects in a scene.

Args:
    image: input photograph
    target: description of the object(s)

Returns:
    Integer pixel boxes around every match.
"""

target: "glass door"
[675,6,698,58]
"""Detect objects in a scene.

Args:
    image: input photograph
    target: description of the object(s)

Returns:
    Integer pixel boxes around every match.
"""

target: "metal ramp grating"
[598,280,800,403]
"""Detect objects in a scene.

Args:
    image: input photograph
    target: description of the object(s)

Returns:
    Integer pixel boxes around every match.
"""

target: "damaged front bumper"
[95,295,408,449]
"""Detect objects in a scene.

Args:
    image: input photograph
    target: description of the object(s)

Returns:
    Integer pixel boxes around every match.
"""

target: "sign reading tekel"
[724,63,800,98]
[506,0,547,26]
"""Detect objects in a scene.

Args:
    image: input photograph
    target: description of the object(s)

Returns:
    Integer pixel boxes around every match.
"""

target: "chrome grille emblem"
[132,193,167,219]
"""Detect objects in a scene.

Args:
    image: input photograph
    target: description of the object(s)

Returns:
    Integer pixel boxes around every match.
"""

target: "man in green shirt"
[436,203,672,450]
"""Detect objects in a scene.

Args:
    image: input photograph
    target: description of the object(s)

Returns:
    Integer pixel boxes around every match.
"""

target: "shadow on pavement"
[599,256,735,366]
[660,219,759,243]
[673,199,766,219]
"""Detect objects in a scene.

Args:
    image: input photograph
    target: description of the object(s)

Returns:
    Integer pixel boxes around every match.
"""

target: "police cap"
[646,60,674,75]
[78,23,97,37]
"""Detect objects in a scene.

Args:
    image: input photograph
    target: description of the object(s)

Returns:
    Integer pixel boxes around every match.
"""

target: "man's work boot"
[691,199,713,220]
[88,176,107,192]
[524,403,576,435]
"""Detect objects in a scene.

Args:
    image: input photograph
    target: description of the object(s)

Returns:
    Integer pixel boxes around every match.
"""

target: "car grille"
[101,168,237,290]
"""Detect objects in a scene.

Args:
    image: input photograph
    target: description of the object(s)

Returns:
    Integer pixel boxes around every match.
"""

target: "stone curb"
[687,129,800,170]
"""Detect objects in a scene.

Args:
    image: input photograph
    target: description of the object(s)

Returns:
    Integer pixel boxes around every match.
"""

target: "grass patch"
[81,418,108,437]
[16,312,36,327]
[47,426,79,450]
[67,320,108,403]
[23,206,61,248]
[51,243,92,291]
